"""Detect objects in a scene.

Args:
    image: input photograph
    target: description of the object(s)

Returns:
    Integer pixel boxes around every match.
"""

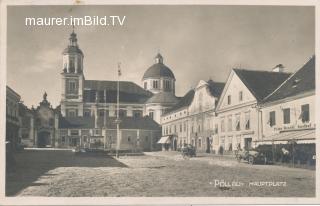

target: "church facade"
[19,30,181,151]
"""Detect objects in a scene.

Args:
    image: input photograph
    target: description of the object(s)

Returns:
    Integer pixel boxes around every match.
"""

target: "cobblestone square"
[6,150,315,197]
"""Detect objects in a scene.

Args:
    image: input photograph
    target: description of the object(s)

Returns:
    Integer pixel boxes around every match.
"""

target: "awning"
[157,136,171,144]
[256,129,315,145]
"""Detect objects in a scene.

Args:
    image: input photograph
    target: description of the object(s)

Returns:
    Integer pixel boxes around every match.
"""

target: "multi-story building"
[57,31,180,150]
[160,80,224,152]
[6,86,21,151]
[258,56,315,147]
[214,68,291,153]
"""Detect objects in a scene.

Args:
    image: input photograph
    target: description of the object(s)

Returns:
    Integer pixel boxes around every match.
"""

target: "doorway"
[206,137,211,153]
[244,138,252,150]
[37,131,50,147]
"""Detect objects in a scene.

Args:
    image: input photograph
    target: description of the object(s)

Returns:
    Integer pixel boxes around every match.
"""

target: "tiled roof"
[233,69,291,101]
[163,89,195,114]
[145,92,179,104]
[59,116,95,129]
[104,116,161,130]
[207,80,225,98]
[83,80,152,104]
[263,56,315,103]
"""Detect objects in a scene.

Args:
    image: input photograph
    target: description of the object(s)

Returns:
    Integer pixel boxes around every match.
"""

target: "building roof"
[163,89,195,114]
[83,80,152,104]
[263,56,315,103]
[143,63,175,80]
[103,116,161,130]
[207,80,225,98]
[233,69,291,101]
[145,92,179,104]
[62,46,83,56]
[59,116,95,129]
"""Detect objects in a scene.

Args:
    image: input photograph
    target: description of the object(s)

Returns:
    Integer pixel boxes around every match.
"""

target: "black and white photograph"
[1,0,319,205]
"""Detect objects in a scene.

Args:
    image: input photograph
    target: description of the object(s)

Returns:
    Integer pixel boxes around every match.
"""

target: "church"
[20,30,180,151]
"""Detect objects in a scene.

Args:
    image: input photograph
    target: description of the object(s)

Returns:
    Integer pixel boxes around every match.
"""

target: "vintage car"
[235,149,268,165]
[181,144,196,158]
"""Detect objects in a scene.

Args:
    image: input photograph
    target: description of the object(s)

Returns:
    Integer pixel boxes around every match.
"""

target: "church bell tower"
[60,30,85,117]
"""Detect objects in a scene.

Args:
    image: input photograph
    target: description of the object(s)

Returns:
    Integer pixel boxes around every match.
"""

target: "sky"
[7,5,315,108]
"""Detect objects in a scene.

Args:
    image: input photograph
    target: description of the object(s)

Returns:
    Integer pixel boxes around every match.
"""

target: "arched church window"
[69,56,75,73]
[153,80,158,89]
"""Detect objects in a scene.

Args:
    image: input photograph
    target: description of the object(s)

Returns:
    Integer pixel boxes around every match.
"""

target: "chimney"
[272,64,285,72]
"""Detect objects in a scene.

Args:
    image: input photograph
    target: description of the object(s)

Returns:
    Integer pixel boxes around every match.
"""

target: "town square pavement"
[6,149,315,197]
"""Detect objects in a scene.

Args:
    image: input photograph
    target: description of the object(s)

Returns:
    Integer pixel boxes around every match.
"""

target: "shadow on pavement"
[6,149,127,196]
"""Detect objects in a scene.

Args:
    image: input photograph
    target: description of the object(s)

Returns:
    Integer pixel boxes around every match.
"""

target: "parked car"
[235,148,268,165]
[181,144,196,158]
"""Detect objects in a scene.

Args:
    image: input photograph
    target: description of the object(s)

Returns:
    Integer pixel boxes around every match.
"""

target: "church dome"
[143,53,175,80]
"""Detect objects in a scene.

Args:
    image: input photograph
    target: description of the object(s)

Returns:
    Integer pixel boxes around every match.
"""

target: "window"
[49,118,54,126]
[94,129,101,135]
[70,130,79,136]
[245,112,250,130]
[133,110,142,118]
[84,110,91,117]
[191,125,194,133]
[180,124,182,132]
[184,122,186,132]
[221,119,225,132]
[69,57,75,73]
[239,91,243,102]
[228,136,233,151]
[301,104,310,123]
[269,111,276,127]
[198,125,201,132]
[283,108,290,124]
[191,139,195,146]
[227,95,231,105]
[174,125,177,133]
[235,114,240,131]
[199,92,203,111]
[227,115,232,131]
[164,80,171,90]
[144,82,147,89]
[214,124,218,134]
[153,80,158,89]
[68,81,76,93]
[128,136,131,142]
[198,139,202,148]
[119,109,127,118]
[98,110,105,117]
[68,110,76,117]
[149,111,154,119]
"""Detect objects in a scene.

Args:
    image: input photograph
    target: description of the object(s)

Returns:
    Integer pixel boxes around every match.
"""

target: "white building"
[160,80,224,152]
[214,68,291,153]
[258,56,315,145]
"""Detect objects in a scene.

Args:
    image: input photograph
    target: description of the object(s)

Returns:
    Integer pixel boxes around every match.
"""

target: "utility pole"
[103,89,107,150]
[115,63,122,158]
